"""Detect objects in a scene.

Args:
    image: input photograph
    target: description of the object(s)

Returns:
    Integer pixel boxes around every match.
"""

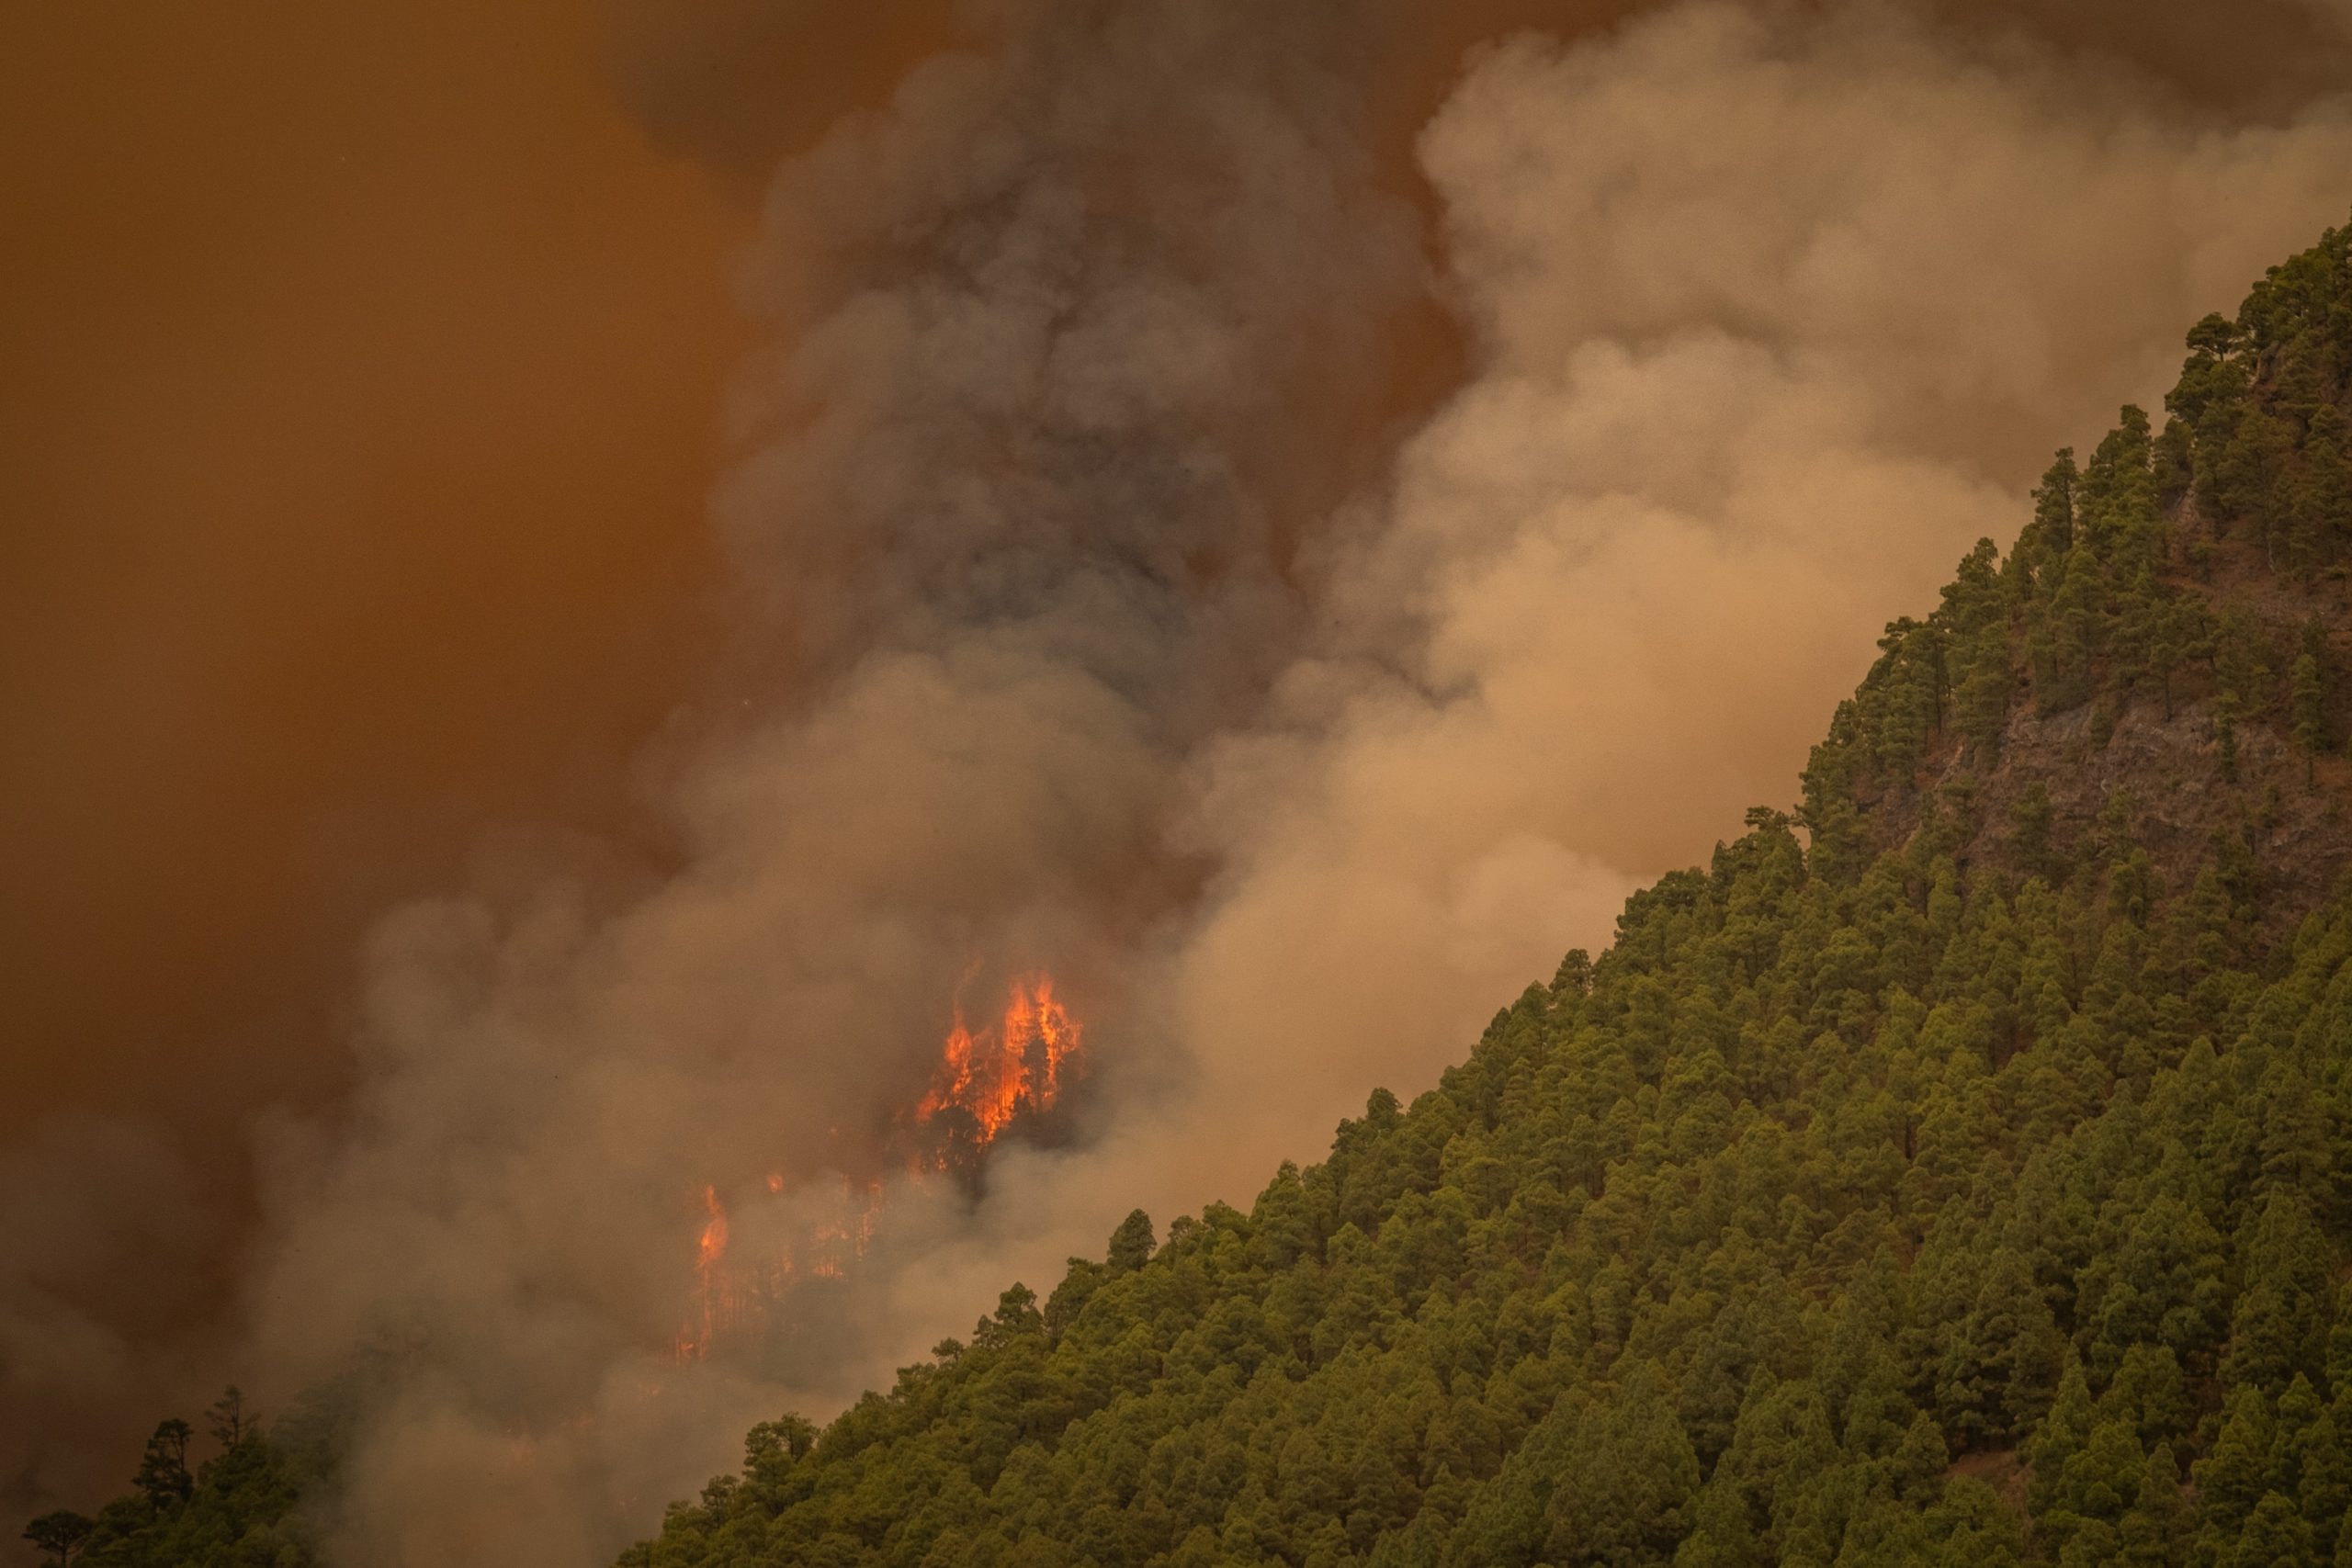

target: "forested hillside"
[29,216,2352,1568]
[618,213,2352,1568]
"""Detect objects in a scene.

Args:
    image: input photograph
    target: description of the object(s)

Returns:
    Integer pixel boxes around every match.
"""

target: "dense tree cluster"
[625,789,2352,1567]
[1805,212,2352,874]
[21,1389,325,1568]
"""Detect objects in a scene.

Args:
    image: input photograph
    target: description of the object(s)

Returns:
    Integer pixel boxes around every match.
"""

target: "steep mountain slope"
[614,213,2352,1568]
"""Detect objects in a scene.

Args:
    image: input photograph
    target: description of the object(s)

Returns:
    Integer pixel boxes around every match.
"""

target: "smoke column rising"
[6,1,2352,1563]
[235,4,1432,1560]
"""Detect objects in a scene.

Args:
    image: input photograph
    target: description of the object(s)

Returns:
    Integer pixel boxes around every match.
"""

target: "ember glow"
[694,1185,728,1276]
[673,1177,882,1363]
[677,1185,734,1362]
[675,975,1083,1361]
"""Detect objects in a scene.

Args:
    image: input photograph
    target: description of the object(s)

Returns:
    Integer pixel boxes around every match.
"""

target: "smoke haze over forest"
[6,2,2352,1562]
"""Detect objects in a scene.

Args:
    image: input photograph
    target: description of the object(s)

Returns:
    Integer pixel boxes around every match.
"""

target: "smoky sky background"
[5,2,2352,1564]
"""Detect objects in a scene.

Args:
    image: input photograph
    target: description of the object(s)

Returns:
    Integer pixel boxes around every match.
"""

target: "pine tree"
[131,1418,194,1517]
[2029,1354,2095,1513]
[2298,1399,2352,1546]
[2101,1343,2192,1452]
[2232,1490,2318,1568]
[2295,651,2327,785]
[2197,1389,2279,1542]
[2032,450,2082,562]
[2116,1448,2191,1568]
[18,1514,94,1568]
[203,1386,250,1451]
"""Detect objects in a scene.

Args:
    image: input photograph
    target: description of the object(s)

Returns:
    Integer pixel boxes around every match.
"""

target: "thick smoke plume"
[1159,0,2352,1181]
[6,1,2352,1562]
[242,4,1430,1560]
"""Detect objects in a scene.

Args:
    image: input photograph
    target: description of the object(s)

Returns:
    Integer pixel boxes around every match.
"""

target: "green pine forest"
[30,215,2352,1568]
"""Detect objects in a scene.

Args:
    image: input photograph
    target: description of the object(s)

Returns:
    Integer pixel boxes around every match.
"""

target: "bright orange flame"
[695,1183,729,1271]
[674,1175,885,1361]
[677,1185,736,1361]
[915,974,1083,1148]
[675,974,1081,1361]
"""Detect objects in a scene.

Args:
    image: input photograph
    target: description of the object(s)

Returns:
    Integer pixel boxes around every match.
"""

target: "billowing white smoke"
[1151,0,2352,1192]
[6,3,2352,1563]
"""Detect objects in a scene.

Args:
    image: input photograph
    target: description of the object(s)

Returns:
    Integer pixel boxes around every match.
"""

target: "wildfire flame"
[674,1176,880,1362]
[914,975,1082,1146]
[695,1183,729,1269]
[677,1184,734,1361]
[673,973,1083,1362]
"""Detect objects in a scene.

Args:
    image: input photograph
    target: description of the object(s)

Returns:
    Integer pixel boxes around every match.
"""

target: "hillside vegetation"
[617,212,2352,1568]
[28,216,2352,1568]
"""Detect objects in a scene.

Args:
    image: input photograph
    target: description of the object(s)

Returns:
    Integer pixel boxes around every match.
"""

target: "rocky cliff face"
[1807,213,2352,937]
[1859,525,2352,928]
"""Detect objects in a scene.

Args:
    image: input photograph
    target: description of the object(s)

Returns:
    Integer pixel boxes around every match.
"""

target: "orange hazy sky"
[0,0,1517,1166]
[0,0,767,1145]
